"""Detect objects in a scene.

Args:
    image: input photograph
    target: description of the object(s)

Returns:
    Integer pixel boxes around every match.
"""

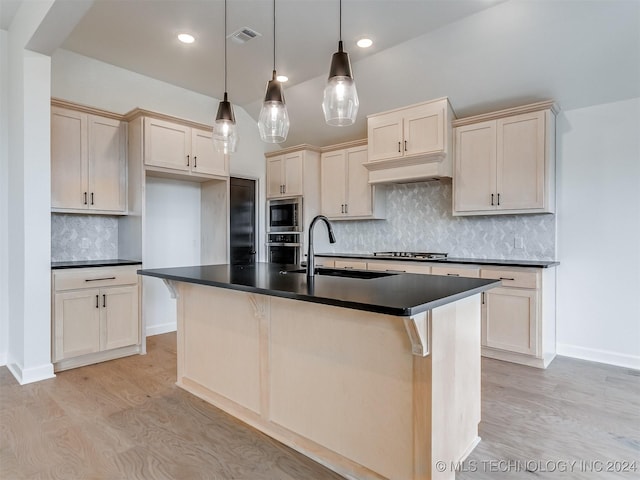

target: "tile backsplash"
[328,180,556,260]
[51,214,118,261]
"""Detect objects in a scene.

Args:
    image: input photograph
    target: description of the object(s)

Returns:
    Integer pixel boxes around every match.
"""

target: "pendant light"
[258,0,290,143]
[322,0,359,126]
[213,0,238,153]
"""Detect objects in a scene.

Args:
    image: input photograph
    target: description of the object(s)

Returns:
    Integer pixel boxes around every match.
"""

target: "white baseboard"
[557,343,640,370]
[7,360,55,385]
[146,321,176,337]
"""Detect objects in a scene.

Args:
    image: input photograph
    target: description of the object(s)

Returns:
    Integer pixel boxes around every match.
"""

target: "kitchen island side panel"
[173,280,481,480]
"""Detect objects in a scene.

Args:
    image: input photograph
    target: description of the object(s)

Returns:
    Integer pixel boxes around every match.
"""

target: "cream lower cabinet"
[480,266,556,368]
[52,265,142,371]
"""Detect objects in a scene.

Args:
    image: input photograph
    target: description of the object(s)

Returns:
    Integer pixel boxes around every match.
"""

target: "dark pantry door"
[229,177,257,264]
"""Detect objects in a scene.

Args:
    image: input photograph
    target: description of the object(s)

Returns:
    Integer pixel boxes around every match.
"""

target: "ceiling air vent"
[228,27,262,44]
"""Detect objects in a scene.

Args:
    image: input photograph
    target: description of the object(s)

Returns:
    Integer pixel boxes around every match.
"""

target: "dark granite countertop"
[51,259,142,270]
[137,263,500,317]
[315,253,559,268]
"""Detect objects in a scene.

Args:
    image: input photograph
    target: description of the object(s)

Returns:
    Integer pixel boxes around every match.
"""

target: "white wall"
[51,49,270,335]
[6,1,57,384]
[0,29,9,366]
[556,98,640,369]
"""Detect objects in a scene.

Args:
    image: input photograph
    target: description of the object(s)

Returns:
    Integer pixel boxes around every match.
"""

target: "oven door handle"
[267,242,302,247]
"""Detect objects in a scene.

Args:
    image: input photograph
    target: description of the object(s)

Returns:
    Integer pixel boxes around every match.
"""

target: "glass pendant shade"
[322,41,359,126]
[213,92,238,154]
[258,71,290,143]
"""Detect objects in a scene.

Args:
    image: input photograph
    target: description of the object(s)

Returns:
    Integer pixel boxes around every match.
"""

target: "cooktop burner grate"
[373,251,448,260]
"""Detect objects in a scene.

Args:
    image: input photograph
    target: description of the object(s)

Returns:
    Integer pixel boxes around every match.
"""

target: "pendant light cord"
[273,0,276,71]
[339,0,342,42]
[224,0,228,93]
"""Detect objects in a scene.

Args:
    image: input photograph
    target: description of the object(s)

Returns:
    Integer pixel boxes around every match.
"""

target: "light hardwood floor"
[1,333,638,479]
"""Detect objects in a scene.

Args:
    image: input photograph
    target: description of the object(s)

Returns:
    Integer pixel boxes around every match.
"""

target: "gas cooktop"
[373,251,448,260]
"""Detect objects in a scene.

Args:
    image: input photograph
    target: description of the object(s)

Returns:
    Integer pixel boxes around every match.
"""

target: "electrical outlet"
[514,235,524,249]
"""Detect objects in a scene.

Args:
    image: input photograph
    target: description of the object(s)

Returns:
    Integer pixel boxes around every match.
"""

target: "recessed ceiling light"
[357,38,373,48]
[276,75,288,82]
[178,33,195,44]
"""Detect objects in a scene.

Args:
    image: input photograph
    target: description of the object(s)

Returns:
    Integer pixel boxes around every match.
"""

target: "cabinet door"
[192,128,228,177]
[283,152,303,196]
[88,115,126,212]
[497,111,545,211]
[321,150,347,217]
[144,118,190,171]
[345,146,372,217]
[51,107,88,210]
[403,103,444,157]
[454,121,497,213]
[53,289,101,362]
[482,287,538,356]
[367,112,403,162]
[267,156,284,198]
[101,285,139,351]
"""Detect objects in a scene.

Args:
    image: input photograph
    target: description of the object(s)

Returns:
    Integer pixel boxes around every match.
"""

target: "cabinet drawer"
[431,265,480,278]
[54,266,139,291]
[480,268,539,289]
[334,260,368,270]
[367,261,431,275]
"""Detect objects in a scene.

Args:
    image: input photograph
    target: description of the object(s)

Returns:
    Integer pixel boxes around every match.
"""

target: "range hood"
[364,97,454,185]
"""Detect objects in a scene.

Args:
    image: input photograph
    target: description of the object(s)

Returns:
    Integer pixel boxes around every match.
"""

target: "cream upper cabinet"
[191,128,228,177]
[142,118,228,179]
[51,105,127,214]
[144,117,191,171]
[453,101,557,216]
[267,152,304,198]
[321,143,384,219]
[365,98,454,184]
[368,101,446,161]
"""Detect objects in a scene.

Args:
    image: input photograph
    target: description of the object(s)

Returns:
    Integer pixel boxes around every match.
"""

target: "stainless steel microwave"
[267,196,302,232]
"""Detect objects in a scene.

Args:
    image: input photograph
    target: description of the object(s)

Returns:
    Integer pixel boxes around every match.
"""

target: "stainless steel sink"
[281,268,397,280]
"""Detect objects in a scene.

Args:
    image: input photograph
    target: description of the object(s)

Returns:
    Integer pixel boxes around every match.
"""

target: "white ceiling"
[7,0,640,148]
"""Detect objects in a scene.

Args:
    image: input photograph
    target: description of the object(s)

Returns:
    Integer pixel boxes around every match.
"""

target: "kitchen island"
[138,263,500,480]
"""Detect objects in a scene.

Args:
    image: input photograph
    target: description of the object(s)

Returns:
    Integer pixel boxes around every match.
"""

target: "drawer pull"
[85,277,116,282]
[386,269,406,273]
[103,294,106,308]
[499,277,515,281]
[95,295,99,308]
[447,273,460,277]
